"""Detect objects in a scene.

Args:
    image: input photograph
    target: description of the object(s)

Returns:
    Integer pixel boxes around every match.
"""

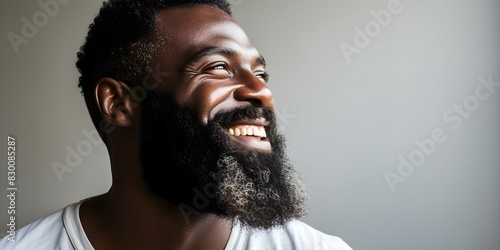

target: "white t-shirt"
[0,201,353,250]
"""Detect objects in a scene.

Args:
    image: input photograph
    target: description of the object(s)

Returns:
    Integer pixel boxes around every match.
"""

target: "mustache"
[210,106,276,128]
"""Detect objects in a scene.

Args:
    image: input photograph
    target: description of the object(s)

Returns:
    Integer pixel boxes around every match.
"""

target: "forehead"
[154,5,258,65]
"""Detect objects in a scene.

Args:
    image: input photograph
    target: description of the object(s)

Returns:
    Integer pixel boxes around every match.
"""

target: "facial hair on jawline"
[140,90,307,230]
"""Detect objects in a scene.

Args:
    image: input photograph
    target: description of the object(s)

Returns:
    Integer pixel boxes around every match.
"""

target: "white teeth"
[227,125,267,138]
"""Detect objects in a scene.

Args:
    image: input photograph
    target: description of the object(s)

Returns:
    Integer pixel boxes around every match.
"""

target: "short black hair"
[76,0,232,143]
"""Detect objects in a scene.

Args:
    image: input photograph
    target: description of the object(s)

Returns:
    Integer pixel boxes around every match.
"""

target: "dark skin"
[79,6,275,250]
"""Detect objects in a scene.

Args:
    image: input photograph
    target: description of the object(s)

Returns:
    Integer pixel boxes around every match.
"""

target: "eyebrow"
[186,46,266,67]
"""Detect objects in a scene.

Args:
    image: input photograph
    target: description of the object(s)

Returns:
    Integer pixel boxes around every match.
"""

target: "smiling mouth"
[228,125,267,139]
[225,119,271,152]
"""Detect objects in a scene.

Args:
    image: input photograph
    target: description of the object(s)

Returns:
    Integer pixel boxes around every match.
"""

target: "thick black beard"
[140,90,307,230]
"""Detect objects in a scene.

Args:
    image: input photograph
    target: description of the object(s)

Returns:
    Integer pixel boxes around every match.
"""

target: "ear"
[95,77,136,128]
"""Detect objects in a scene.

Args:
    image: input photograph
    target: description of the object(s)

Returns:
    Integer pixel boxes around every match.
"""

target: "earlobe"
[95,78,136,128]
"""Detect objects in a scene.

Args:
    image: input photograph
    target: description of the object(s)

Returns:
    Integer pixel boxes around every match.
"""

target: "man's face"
[139,6,307,229]
[153,6,274,149]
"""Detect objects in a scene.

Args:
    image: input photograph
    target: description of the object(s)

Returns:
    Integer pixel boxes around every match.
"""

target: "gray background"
[1,0,500,249]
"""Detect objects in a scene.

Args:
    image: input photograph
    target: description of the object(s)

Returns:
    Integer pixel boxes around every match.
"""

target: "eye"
[204,62,232,78]
[213,65,226,70]
[206,63,228,71]
[255,72,269,82]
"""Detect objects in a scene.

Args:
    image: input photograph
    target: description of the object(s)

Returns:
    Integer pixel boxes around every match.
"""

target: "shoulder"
[227,220,353,250]
[282,220,352,249]
[0,207,74,250]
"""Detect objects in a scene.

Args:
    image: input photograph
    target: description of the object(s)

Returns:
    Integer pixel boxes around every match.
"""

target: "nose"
[233,73,274,110]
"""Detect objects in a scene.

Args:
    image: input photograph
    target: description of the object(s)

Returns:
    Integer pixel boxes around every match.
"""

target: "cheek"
[186,83,239,124]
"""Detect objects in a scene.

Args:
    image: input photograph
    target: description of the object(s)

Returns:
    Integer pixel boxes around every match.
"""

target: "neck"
[79,128,233,250]
[80,193,233,250]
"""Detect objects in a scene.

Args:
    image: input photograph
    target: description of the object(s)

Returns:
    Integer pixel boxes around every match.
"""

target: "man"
[1,0,352,249]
